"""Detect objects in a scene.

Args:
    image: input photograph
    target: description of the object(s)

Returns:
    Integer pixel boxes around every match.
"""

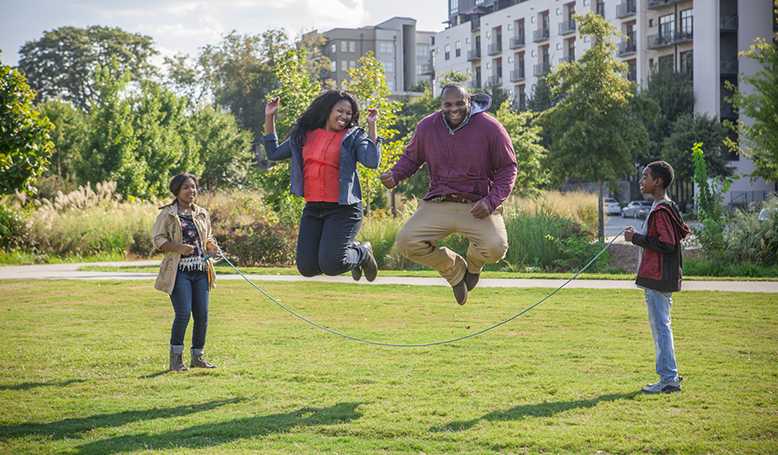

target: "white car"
[604,198,622,216]
[758,207,777,222]
[622,200,653,219]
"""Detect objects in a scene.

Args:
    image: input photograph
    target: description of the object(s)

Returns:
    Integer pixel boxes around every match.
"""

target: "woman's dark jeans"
[169,269,209,348]
[296,202,368,277]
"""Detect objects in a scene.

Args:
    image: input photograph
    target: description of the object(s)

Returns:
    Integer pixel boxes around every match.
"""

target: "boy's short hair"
[646,160,674,189]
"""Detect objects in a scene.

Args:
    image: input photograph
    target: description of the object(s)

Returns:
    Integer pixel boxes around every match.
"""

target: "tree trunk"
[390,189,397,218]
[598,180,605,245]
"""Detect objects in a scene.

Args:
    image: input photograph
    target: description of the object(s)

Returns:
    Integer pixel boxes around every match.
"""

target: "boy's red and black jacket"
[631,200,691,292]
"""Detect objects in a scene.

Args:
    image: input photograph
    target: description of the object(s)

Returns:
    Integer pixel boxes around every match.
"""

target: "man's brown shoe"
[464,271,480,291]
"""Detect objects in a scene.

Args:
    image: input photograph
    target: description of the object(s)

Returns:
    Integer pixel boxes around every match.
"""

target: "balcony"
[627,68,637,82]
[510,68,525,82]
[559,55,575,63]
[618,39,637,56]
[559,20,576,35]
[647,0,684,9]
[471,17,481,32]
[487,75,503,87]
[720,15,738,32]
[512,97,527,111]
[720,59,738,76]
[533,62,551,76]
[510,35,525,49]
[533,28,550,42]
[417,63,433,75]
[467,47,481,61]
[647,30,693,49]
[595,1,605,17]
[488,42,502,56]
[617,0,636,18]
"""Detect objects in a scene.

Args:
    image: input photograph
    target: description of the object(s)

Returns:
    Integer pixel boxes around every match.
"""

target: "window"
[383,60,394,72]
[680,9,693,36]
[340,60,348,72]
[659,13,675,39]
[349,60,356,69]
[330,43,336,53]
[450,0,458,16]
[658,54,673,73]
[348,41,357,52]
[378,41,394,54]
[455,40,461,57]
[330,61,336,72]
[341,41,348,52]
[627,59,637,81]
[680,50,693,75]
[444,44,451,60]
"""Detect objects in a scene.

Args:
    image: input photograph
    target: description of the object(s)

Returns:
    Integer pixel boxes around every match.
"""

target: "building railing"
[720,59,738,76]
[533,28,550,42]
[647,0,684,9]
[487,75,503,87]
[616,0,636,18]
[720,15,738,32]
[510,35,525,49]
[618,39,637,56]
[559,20,576,35]
[488,42,502,56]
[647,30,693,49]
[467,47,481,61]
[510,68,525,81]
[418,63,433,75]
[512,97,527,111]
[533,62,551,76]
[560,55,575,63]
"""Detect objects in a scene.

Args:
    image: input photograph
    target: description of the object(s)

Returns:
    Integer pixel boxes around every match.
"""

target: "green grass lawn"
[78,263,778,281]
[1,280,776,453]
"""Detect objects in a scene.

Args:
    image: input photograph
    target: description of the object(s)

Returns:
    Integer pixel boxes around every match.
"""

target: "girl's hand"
[265,97,280,117]
[367,108,379,125]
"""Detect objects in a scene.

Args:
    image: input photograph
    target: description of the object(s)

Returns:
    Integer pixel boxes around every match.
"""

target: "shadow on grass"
[0,379,86,391]
[430,392,639,432]
[0,398,243,440]
[76,402,363,454]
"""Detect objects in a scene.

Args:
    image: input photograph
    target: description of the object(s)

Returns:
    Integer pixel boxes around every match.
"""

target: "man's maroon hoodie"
[630,200,692,292]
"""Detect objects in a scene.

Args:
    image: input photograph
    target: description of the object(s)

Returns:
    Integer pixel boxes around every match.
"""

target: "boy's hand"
[624,226,635,242]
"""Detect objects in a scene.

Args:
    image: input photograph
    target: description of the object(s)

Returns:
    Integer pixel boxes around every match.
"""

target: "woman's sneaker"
[361,242,378,282]
[641,376,682,394]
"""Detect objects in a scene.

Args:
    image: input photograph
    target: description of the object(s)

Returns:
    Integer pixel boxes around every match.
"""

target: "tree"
[542,13,648,243]
[728,35,778,181]
[437,70,469,88]
[18,26,157,110]
[527,75,554,112]
[38,99,88,182]
[343,52,403,213]
[255,47,320,223]
[0,64,54,194]
[495,101,550,197]
[192,106,254,191]
[662,112,732,187]
[80,66,202,198]
[637,70,694,158]
[197,30,290,138]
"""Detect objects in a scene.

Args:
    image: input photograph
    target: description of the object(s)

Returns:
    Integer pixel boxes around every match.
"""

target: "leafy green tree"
[437,70,469,88]
[0,64,54,194]
[495,101,549,197]
[192,106,254,191]
[727,35,778,181]
[527,75,554,112]
[344,52,403,213]
[543,13,648,242]
[18,26,157,110]
[255,47,320,222]
[198,30,290,137]
[38,99,88,181]
[662,112,732,185]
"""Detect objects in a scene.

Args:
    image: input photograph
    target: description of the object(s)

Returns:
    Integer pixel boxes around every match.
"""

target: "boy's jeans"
[645,288,679,382]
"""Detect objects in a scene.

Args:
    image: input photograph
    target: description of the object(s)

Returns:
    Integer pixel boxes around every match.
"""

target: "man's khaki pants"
[395,200,509,286]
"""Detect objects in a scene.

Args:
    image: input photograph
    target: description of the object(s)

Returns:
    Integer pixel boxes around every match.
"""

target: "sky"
[0,0,446,66]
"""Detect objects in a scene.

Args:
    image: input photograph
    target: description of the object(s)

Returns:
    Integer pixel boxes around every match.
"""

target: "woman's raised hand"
[265,97,280,117]
[367,107,379,125]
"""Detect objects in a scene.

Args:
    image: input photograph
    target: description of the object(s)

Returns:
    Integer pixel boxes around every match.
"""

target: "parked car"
[622,200,653,219]
[603,197,622,216]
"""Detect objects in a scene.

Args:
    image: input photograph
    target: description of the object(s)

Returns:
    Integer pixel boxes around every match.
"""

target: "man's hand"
[178,244,195,255]
[624,226,635,242]
[380,171,396,189]
[470,199,491,219]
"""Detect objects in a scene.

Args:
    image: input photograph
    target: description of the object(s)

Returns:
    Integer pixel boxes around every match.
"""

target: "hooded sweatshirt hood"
[442,92,492,134]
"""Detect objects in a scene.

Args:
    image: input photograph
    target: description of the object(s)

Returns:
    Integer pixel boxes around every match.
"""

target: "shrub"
[0,202,29,250]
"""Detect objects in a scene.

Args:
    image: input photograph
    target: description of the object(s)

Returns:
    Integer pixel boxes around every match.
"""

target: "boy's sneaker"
[641,377,682,394]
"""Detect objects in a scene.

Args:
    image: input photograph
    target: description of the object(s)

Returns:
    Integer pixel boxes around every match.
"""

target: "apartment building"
[433,0,775,205]
[314,17,435,96]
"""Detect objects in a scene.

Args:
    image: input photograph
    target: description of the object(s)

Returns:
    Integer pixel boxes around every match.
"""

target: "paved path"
[1,262,776,293]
